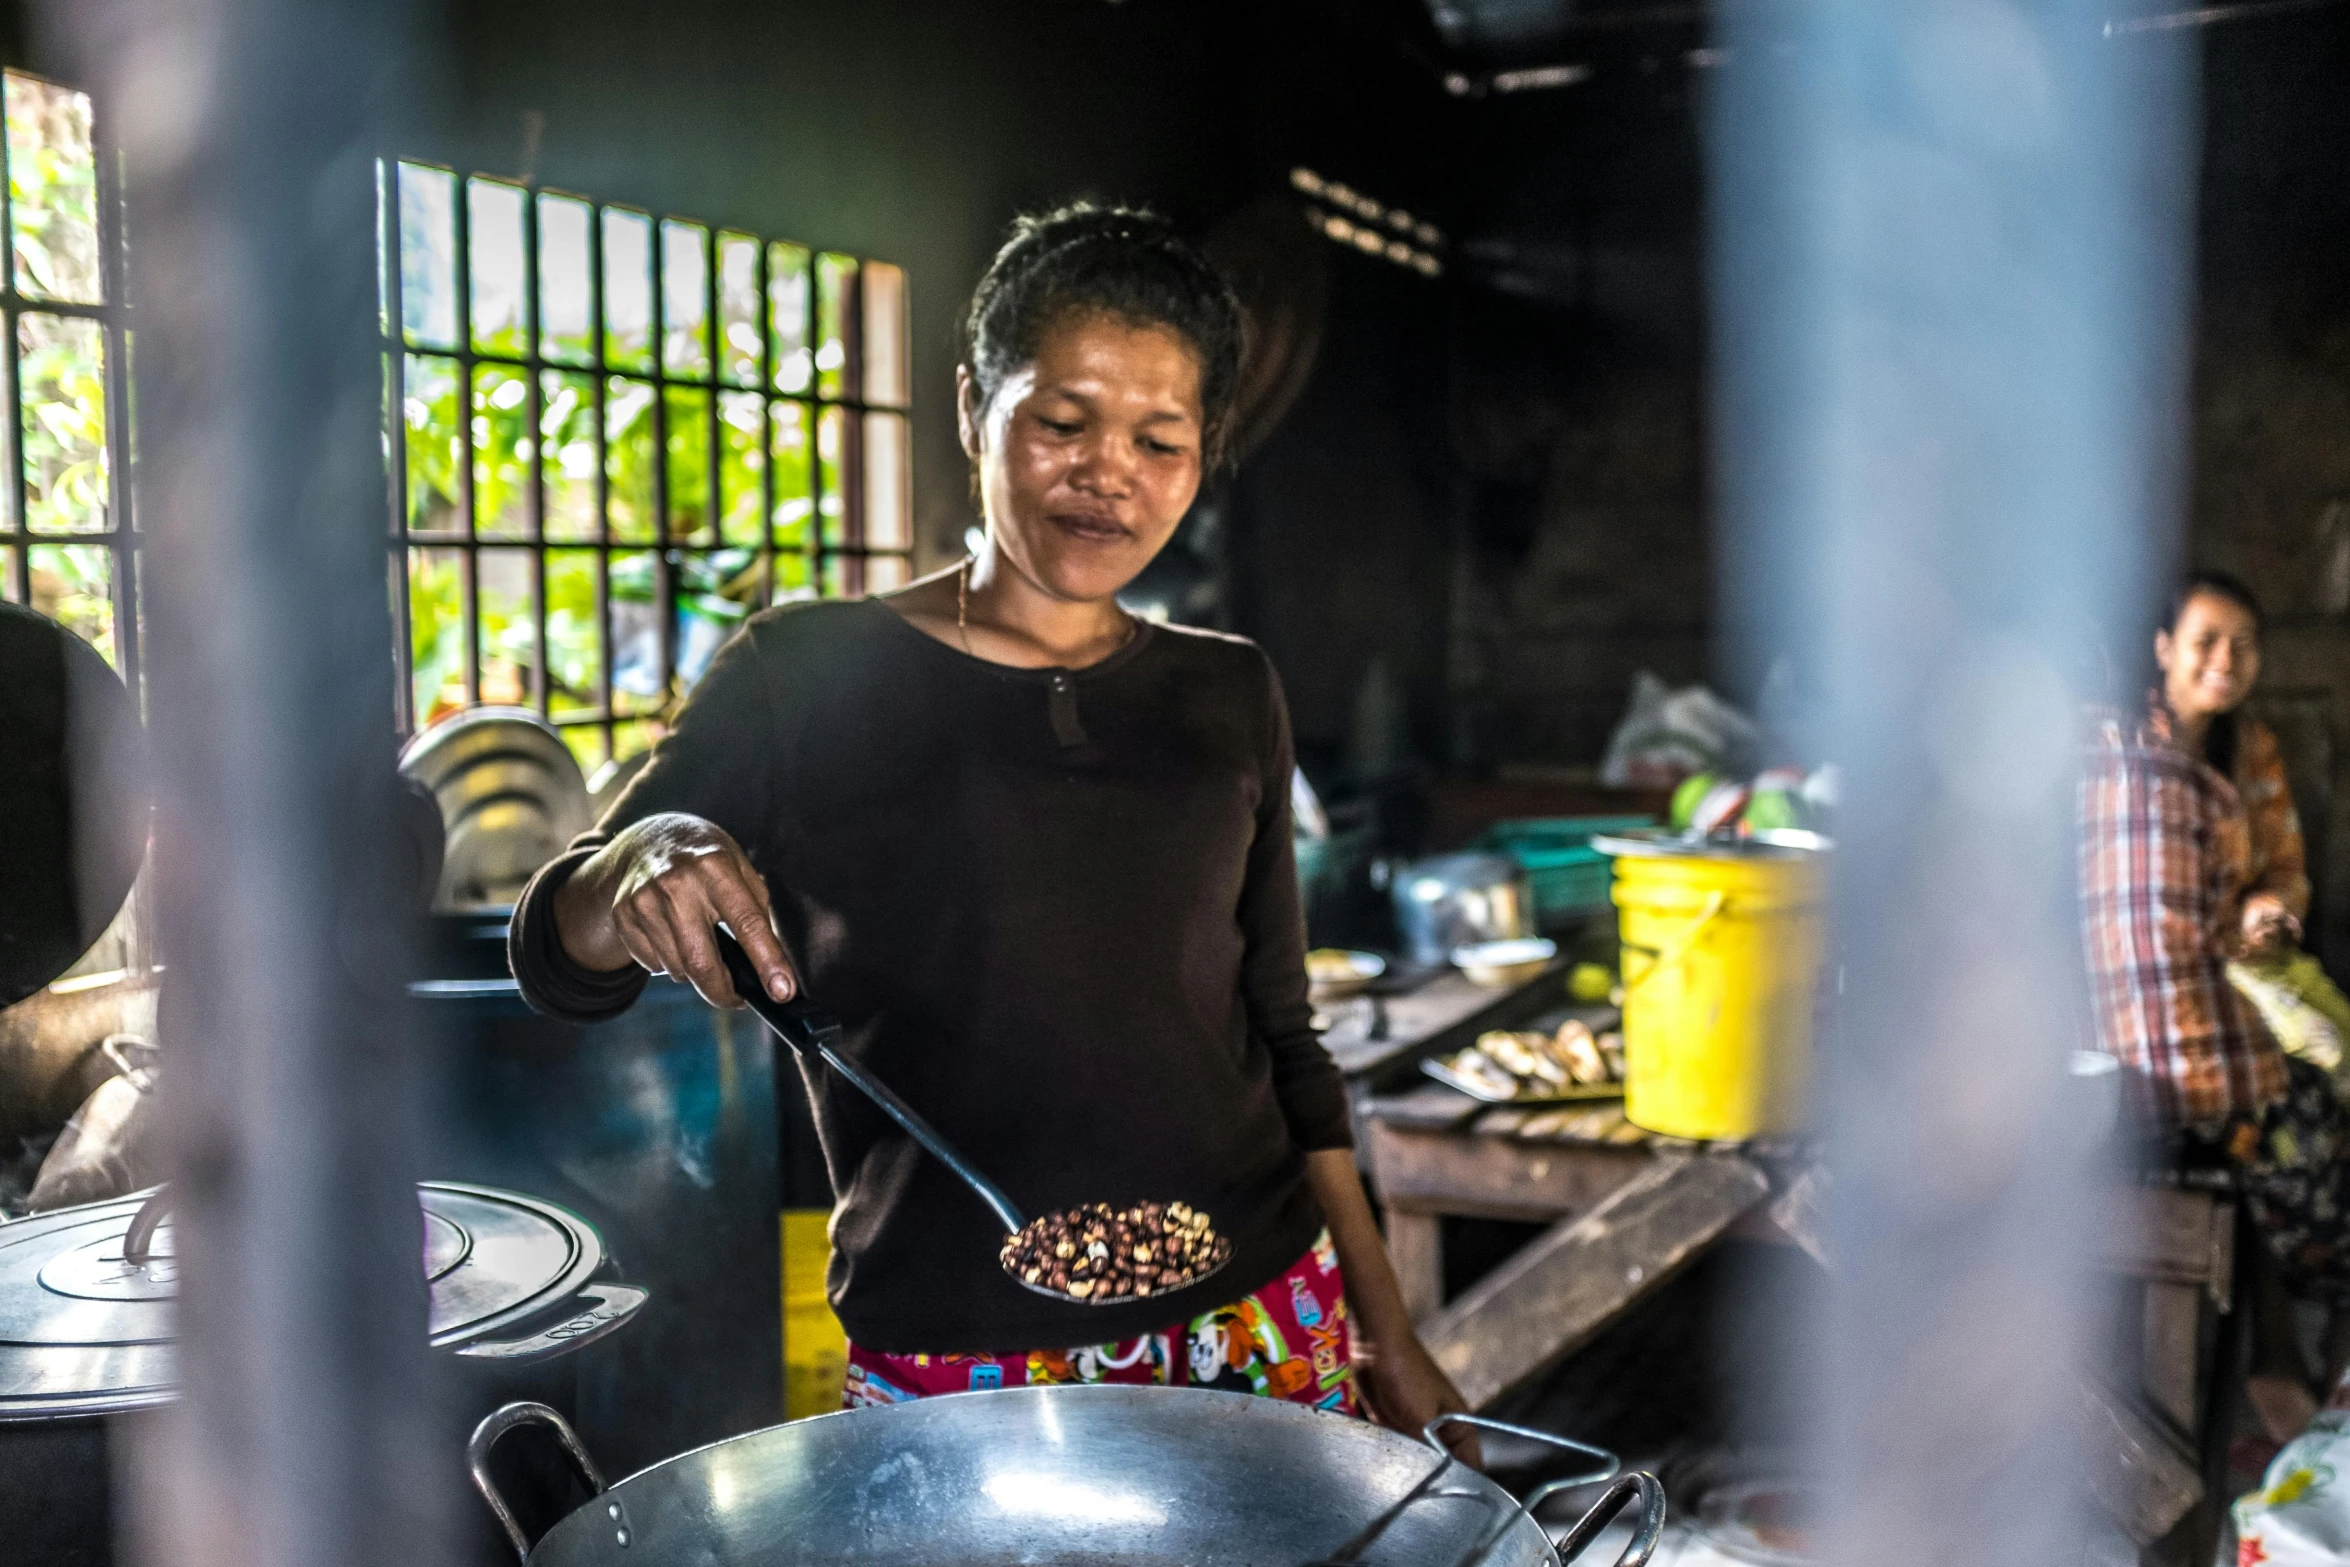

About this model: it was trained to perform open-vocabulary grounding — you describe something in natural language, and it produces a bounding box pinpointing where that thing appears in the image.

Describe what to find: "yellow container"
[1598,830,1829,1140]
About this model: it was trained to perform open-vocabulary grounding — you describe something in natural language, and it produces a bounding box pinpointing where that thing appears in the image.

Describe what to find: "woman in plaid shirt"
[2080,569,2334,1438]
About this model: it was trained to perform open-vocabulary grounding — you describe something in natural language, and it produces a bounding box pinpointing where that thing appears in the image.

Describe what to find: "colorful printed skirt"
[2232,1054,2350,1304]
[844,1229,1359,1415]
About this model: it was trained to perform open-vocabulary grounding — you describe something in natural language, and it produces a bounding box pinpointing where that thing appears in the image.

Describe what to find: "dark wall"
[1236,22,1715,778]
[2190,6,2350,606]
[1231,251,1457,771]
[1443,40,1710,771]
[2185,8,2350,973]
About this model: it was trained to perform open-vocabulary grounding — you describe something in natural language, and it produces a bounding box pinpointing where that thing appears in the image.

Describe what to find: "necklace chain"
[956,551,1138,661]
[957,553,974,656]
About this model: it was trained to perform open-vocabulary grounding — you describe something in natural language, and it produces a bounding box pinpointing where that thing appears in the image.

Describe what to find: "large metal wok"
[471,1384,1664,1566]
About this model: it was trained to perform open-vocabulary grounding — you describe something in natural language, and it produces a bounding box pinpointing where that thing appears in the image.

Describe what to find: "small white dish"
[1450,937,1559,989]
[1306,949,1387,1000]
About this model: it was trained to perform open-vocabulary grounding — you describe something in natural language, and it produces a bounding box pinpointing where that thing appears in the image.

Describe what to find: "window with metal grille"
[0,69,142,988]
[383,160,912,776]
[0,70,134,682]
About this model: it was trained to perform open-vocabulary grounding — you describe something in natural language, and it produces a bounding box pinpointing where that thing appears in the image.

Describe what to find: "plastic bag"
[2232,951,2350,1089]
[1599,671,1763,789]
[2234,1411,2350,1563]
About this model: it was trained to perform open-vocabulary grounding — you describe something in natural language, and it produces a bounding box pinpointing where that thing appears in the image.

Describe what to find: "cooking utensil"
[398,707,593,910]
[1393,853,1533,967]
[1453,936,1559,988]
[709,925,1231,1306]
[469,1386,1666,1567]
[714,928,1017,1226]
[0,1182,644,1421]
[713,928,1229,1305]
[1307,947,1386,1001]
[0,1181,646,1566]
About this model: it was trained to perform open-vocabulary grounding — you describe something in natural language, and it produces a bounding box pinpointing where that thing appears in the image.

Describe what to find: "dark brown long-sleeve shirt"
[508,599,1351,1352]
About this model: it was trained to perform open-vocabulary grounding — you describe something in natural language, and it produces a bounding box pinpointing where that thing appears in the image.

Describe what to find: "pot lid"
[1592,827,1834,861]
[0,1181,607,1422]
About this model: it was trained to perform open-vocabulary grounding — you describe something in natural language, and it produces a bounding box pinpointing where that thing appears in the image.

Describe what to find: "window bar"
[703,225,720,613]
[91,95,140,689]
[758,238,775,611]
[590,199,615,763]
[648,212,676,711]
[0,93,18,609]
[524,187,548,718]
[454,174,480,708]
[383,163,413,734]
[7,312,30,613]
[803,259,824,596]
[844,263,867,597]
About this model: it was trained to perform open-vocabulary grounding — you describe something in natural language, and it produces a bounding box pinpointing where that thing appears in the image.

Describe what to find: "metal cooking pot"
[0,1182,646,1566]
[470,1386,1665,1566]
[399,707,593,910]
[1392,853,1534,968]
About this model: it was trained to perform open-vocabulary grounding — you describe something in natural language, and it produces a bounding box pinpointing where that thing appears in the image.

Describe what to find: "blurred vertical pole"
[1710,2,2197,1564]
[40,2,448,1565]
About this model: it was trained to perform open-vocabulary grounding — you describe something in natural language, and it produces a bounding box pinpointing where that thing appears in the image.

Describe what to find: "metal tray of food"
[1422,1017,1626,1104]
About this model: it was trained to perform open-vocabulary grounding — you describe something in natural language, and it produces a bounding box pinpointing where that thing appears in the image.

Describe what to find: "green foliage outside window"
[387,161,914,760]
[3,71,124,671]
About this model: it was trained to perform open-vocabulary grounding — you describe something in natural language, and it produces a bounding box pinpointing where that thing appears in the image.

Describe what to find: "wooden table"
[1363,1092,2234,1554]
[1364,1091,1781,1406]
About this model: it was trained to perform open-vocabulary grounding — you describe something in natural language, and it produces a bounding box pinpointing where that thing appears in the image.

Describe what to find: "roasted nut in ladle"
[1000,1200,1234,1304]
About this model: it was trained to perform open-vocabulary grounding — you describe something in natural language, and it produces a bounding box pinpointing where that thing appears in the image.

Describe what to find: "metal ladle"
[714,928,1228,1304]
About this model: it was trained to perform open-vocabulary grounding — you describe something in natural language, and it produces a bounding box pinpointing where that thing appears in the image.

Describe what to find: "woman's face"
[960,311,1205,605]
[2156,590,2261,722]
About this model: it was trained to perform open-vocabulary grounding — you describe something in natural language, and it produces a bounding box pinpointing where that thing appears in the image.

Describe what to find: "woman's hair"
[2167,568,2264,634]
[2163,568,2265,775]
[960,203,1246,471]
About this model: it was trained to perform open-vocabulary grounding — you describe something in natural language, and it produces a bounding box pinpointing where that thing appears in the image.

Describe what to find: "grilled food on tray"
[1440,1047,1524,1100]
[1479,1028,1569,1088]
[1427,1019,1626,1102]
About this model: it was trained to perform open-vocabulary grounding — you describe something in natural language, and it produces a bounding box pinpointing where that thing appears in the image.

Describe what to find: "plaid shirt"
[2079,704,2288,1124]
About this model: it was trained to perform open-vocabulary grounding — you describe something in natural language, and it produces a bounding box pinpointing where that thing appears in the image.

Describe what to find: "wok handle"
[1550,1472,1666,1567]
[468,1400,608,1562]
[1420,1413,1620,1492]
[715,928,1028,1235]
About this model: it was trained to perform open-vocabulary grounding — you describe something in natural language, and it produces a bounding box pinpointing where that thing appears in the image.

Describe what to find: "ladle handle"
[715,928,1027,1236]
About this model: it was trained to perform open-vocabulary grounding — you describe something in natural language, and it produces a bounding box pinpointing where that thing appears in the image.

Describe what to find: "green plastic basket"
[1471,815,1659,928]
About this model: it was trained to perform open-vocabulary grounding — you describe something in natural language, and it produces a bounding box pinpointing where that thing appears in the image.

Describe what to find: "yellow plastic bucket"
[1596,830,1829,1140]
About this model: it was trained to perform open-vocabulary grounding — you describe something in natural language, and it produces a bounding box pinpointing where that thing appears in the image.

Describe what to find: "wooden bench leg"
[1421,1156,1772,1410]
[1386,1209,1445,1324]
[2141,1280,2203,1439]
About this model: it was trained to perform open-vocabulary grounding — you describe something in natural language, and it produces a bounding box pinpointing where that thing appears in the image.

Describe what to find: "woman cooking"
[509,204,1475,1453]
[2081,569,2350,1438]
